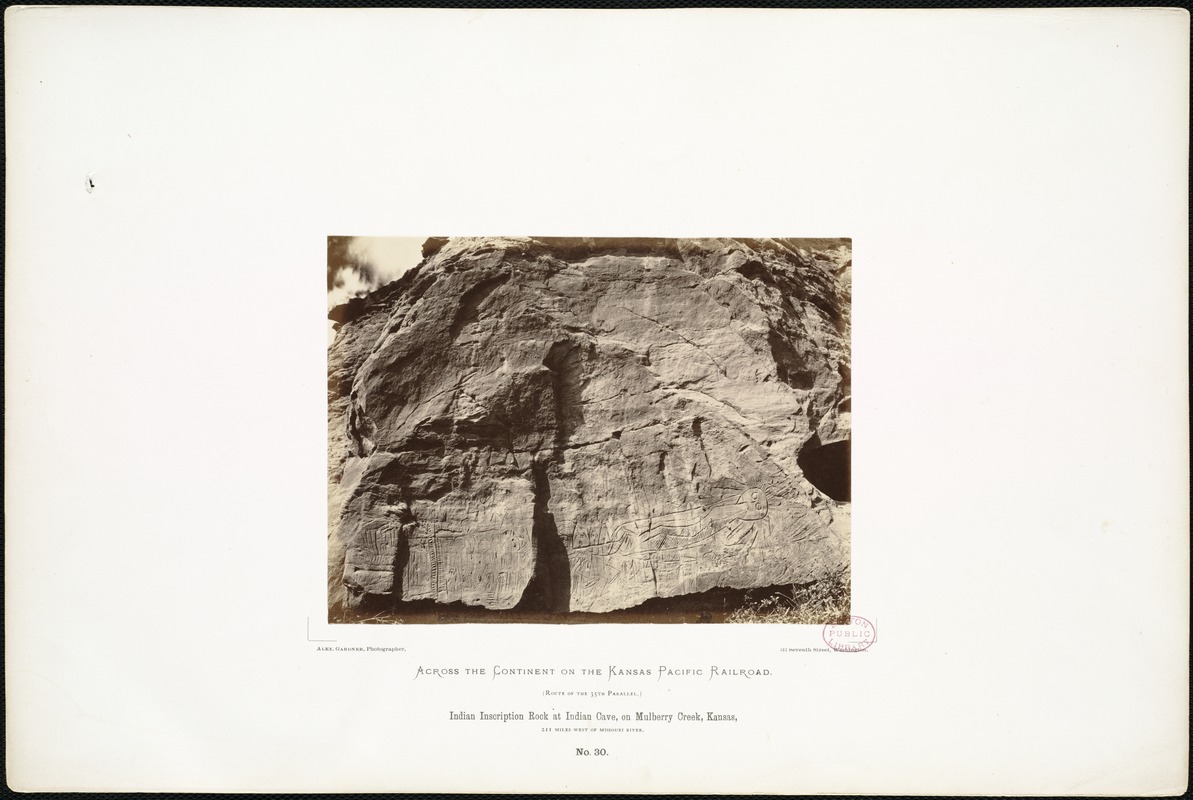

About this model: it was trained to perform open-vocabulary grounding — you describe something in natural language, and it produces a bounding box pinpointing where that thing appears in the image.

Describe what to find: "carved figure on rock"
[584,488,770,557]
[328,236,852,620]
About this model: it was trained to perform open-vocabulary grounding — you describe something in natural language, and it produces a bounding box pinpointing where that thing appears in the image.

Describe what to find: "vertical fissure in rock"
[347,388,377,456]
[515,460,571,613]
[392,527,411,607]
[692,417,712,490]
[543,339,582,457]
[390,501,416,607]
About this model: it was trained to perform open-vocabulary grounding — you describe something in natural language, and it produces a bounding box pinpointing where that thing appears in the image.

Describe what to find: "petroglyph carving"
[579,488,771,558]
[328,237,851,617]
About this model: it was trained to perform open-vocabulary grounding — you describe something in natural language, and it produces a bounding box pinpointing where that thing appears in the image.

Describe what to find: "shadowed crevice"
[543,339,587,456]
[515,461,571,613]
[798,437,851,502]
[391,530,410,608]
[766,329,818,390]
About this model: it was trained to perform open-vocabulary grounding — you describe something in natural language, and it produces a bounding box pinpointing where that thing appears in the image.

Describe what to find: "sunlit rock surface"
[328,237,851,615]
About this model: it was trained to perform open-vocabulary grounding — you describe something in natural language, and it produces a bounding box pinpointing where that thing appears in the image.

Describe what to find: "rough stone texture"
[328,237,851,615]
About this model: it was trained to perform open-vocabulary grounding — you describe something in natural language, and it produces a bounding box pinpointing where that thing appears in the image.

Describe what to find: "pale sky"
[327,236,427,345]
[350,236,425,285]
[327,236,425,308]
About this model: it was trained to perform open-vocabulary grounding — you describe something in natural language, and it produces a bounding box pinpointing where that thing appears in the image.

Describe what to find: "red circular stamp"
[822,615,876,652]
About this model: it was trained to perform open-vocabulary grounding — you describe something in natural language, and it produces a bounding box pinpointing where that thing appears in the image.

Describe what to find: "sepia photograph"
[7,6,1186,793]
[328,236,852,623]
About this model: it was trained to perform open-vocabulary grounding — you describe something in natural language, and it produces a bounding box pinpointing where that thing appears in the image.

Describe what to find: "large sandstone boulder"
[328,237,851,616]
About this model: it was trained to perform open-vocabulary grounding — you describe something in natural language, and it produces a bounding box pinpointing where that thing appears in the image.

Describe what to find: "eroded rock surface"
[328,237,851,615]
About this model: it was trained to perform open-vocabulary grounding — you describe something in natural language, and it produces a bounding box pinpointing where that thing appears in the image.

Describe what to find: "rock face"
[328,237,851,617]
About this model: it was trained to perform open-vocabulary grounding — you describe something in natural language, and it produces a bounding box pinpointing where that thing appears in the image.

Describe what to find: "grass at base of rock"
[725,569,850,625]
[328,570,852,625]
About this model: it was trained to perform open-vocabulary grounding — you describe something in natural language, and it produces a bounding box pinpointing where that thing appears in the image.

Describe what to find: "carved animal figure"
[584,488,770,557]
